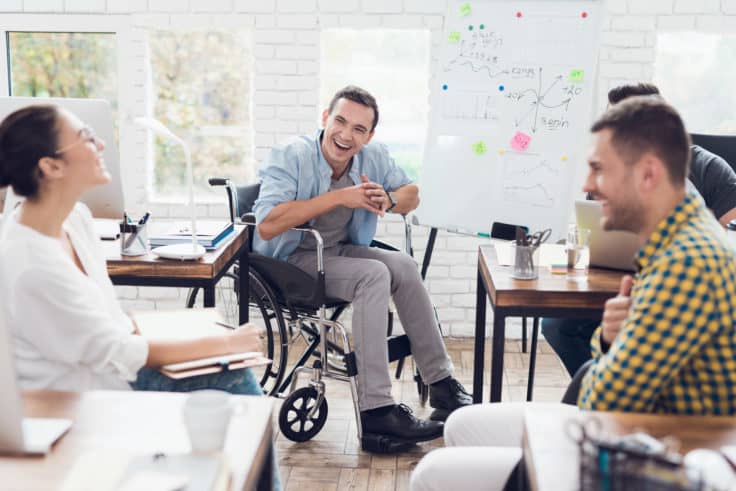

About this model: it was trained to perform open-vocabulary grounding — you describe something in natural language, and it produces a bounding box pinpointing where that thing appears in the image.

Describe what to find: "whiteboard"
[416,0,602,240]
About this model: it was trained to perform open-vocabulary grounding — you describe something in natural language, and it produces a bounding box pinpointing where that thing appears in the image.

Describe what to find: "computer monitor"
[0,97,125,219]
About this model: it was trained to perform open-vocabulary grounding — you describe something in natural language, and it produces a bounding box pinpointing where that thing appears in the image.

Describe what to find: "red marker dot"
[581,12,588,18]
[516,11,522,18]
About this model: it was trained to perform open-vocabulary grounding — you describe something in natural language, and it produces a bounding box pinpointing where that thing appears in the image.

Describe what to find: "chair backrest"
[491,221,529,241]
[234,183,261,218]
[690,133,736,172]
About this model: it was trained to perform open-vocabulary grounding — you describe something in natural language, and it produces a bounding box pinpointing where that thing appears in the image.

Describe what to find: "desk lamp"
[134,117,206,260]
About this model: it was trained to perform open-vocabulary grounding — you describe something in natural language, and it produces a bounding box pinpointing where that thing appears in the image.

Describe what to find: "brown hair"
[0,105,61,198]
[607,83,660,104]
[327,85,379,131]
[591,96,690,186]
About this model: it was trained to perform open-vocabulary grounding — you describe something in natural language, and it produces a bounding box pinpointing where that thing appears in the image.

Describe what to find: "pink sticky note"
[510,131,531,151]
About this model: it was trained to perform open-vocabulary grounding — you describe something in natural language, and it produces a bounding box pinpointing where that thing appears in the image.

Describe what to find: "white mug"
[182,390,233,453]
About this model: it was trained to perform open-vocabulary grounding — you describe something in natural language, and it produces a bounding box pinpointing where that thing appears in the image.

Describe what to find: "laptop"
[0,306,71,455]
[575,200,640,272]
[0,97,125,222]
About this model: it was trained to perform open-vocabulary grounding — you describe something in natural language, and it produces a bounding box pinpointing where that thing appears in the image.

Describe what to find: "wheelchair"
[186,177,441,452]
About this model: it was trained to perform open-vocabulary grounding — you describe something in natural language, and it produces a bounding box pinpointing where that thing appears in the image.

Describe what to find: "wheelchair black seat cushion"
[248,254,348,311]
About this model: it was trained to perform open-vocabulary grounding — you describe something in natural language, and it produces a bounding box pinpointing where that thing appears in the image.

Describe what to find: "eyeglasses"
[54,127,102,155]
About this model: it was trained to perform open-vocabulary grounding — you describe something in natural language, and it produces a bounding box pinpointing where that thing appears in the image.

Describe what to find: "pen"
[139,211,151,226]
[216,321,237,330]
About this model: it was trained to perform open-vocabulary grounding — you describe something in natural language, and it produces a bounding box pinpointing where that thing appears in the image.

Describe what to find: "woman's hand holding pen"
[224,323,265,354]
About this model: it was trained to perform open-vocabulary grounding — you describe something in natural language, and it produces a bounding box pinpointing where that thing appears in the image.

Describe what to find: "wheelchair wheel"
[278,386,328,442]
[185,269,289,396]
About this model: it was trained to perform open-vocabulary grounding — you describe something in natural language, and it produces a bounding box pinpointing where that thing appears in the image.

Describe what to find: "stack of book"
[149,221,234,250]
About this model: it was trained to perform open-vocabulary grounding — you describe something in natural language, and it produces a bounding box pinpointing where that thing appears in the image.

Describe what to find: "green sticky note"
[569,69,584,83]
[448,31,461,43]
[459,2,471,17]
[472,141,487,155]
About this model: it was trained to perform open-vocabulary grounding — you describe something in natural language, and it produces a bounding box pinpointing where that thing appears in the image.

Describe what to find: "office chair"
[186,178,435,452]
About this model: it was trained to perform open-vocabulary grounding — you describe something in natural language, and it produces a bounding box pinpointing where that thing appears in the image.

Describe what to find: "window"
[148,29,253,200]
[321,29,430,181]
[653,32,736,135]
[7,31,118,126]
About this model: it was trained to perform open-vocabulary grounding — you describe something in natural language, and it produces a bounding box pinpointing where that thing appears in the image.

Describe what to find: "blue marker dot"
[498,85,505,92]
[468,25,473,31]
[480,24,485,30]
[442,84,448,91]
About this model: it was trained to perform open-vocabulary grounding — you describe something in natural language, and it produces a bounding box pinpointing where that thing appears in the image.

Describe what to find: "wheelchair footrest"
[361,433,418,454]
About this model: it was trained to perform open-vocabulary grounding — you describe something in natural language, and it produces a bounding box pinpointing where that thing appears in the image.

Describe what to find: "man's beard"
[603,199,645,233]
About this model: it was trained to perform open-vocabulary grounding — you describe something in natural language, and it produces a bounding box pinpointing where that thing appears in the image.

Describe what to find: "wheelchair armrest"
[239,213,256,225]
[208,177,229,186]
[370,239,399,252]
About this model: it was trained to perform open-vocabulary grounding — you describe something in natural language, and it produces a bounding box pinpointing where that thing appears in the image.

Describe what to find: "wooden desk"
[105,225,249,324]
[1,390,274,491]
[474,245,623,402]
[523,405,736,491]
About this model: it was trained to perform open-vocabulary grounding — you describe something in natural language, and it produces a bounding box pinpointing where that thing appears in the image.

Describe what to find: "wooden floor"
[272,337,571,491]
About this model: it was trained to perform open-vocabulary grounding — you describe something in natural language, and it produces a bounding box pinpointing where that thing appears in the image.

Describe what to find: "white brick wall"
[2,0,734,338]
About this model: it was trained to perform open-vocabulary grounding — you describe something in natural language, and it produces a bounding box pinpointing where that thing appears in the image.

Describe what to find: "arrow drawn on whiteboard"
[509,69,577,134]
[515,102,538,128]
[540,98,572,110]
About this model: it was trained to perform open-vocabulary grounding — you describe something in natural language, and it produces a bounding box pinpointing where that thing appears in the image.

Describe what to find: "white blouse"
[0,203,148,391]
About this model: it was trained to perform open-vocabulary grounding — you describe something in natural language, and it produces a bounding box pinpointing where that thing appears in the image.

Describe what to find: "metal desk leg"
[204,287,215,308]
[490,310,506,402]
[473,267,487,403]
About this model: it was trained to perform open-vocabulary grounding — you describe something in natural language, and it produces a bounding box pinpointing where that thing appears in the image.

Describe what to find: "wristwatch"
[385,189,398,213]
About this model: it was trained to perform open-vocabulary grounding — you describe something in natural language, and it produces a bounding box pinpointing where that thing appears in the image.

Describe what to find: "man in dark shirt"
[542,82,736,377]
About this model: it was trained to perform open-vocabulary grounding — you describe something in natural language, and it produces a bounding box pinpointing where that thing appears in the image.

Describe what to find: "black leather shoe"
[429,377,472,421]
[360,404,443,443]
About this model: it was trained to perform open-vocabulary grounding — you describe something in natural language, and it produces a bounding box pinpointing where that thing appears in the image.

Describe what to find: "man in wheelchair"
[253,86,472,446]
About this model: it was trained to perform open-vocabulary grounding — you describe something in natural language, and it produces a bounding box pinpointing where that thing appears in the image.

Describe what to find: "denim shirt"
[252,130,412,261]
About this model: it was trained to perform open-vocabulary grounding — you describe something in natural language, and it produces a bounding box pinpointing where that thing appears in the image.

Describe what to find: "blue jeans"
[540,317,600,377]
[131,368,281,491]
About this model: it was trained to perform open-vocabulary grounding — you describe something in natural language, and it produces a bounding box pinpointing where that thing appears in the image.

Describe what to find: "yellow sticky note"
[569,69,584,83]
[472,141,487,155]
[459,2,471,17]
[448,31,461,43]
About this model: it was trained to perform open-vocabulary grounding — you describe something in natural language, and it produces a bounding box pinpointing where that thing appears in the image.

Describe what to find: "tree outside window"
[8,31,118,127]
[148,29,253,200]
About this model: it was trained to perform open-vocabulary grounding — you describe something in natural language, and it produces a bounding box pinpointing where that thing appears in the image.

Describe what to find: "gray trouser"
[288,244,454,410]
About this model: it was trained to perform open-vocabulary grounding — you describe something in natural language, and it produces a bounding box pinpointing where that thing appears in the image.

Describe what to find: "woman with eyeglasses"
[0,105,281,489]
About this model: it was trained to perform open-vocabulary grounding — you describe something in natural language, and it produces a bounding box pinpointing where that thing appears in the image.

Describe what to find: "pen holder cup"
[120,222,149,256]
[512,244,537,280]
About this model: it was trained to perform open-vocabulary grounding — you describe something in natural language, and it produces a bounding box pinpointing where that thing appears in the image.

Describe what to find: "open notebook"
[133,309,270,379]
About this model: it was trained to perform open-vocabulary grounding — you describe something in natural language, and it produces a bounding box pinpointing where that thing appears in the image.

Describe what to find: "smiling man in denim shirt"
[253,86,471,450]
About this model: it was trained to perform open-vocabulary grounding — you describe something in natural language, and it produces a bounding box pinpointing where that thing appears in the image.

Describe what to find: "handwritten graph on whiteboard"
[418,1,602,238]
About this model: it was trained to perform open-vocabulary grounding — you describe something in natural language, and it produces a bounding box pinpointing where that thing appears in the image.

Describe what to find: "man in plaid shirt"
[578,96,736,414]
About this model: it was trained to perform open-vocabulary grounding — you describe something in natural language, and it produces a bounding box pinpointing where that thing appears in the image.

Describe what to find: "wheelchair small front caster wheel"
[279,387,328,442]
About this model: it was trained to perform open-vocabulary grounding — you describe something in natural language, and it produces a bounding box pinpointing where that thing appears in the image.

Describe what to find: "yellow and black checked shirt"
[579,193,736,415]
